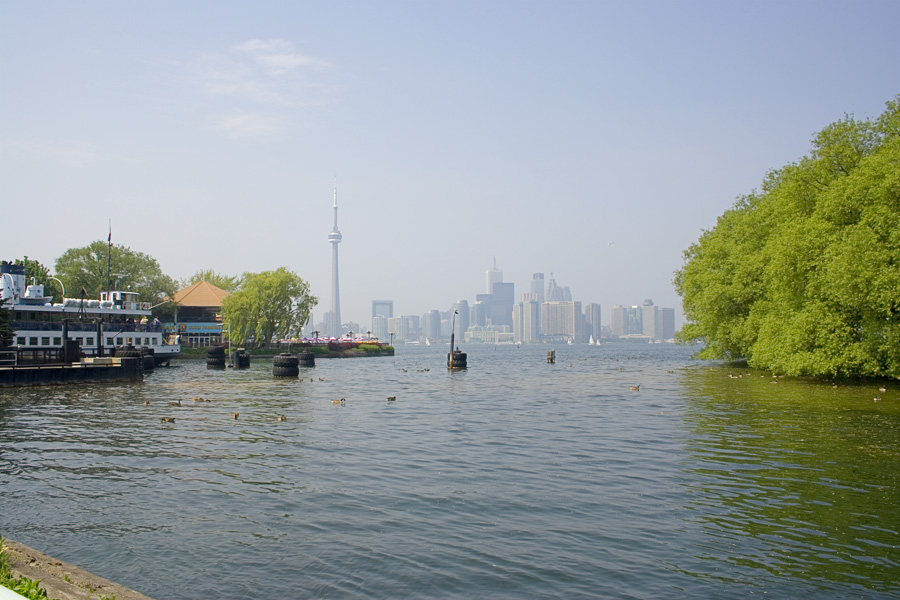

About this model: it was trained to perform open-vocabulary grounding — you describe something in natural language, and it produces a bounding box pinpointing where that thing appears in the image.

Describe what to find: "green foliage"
[221,267,318,348]
[54,241,176,306]
[0,537,49,599]
[676,96,900,379]
[179,269,241,293]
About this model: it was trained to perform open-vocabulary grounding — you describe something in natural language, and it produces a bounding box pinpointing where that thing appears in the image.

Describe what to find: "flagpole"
[106,219,112,300]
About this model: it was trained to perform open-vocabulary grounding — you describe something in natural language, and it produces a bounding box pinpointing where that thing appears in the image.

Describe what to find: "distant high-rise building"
[546,273,572,302]
[327,180,343,338]
[472,300,487,327]
[372,300,393,319]
[452,300,470,343]
[541,301,583,341]
[424,309,441,342]
[486,257,503,294]
[531,273,545,304]
[659,307,675,341]
[514,299,542,343]
[610,305,626,337]
[372,315,388,341]
[584,302,602,341]
[491,282,514,329]
[642,299,658,339]
[626,306,643,335]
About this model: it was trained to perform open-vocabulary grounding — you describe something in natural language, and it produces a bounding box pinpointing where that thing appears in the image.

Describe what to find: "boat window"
[29,337,37,346]
[17,337,25,345]
[53,337,61,345]
[41,337,50,346]
[107,338,114,346]
[86,337,94,345]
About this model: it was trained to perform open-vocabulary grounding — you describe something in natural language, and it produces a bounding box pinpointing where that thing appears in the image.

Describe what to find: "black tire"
[273,353,299,367]
[207,345,225,355]
[273,365,299,377]
[207,357,226,366]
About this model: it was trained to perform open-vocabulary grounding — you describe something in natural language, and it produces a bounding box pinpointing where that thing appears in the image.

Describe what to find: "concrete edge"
[2,539,155,600]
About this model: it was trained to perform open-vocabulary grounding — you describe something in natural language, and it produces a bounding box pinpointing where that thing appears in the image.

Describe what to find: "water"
[1,343,898,599]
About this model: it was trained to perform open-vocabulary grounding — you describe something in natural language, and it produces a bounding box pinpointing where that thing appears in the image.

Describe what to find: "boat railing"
[0,348,17,367]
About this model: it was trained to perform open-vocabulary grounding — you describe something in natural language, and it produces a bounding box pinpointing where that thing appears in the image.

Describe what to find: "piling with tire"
[207,345,226,369]
[232,348,251,369]
[141,347,156,370]
[273,353,300,377]
[297,351,315,367]
[448,349,467,369]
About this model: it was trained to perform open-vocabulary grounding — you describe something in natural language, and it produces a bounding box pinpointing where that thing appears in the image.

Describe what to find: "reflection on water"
[678,366,900,596]
[0,345,898,599]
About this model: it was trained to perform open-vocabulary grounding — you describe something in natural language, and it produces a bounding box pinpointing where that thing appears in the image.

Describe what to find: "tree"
[11,257,60,301]
[675,96,900,379]
[220,268,318,348]
[179,270,241,293]
[54,241,177,307]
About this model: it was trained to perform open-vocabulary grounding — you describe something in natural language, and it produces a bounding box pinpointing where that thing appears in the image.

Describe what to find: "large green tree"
[179,270,241,293]
[55,241,177,307]
[675,97,900,379]
[220,267,317,348]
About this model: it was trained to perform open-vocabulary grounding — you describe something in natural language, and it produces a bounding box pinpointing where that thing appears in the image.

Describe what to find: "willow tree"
[220,267,317,348]
[675,96,900,379]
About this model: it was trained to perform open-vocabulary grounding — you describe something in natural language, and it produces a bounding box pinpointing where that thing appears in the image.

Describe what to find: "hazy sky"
[2,1,898,328]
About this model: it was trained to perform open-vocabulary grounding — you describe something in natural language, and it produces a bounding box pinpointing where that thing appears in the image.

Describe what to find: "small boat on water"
[1,262,181,365]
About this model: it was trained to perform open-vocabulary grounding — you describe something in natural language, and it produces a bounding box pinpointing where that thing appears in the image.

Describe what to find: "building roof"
[172,280,230,308]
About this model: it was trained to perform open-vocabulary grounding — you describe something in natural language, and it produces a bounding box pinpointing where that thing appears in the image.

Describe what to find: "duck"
[874,396,881,403]
[629,385,640,391]
[169,400,181,406]
[879,386,887,393]
[387,396,396,401]
[277,414,287,421]
[160,417,175,424]
[331,398,346,405]
[142,400,150,406]
[319,377,326,382]
[230,412,239,419]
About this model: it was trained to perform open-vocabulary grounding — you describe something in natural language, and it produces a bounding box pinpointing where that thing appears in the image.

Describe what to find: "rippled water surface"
[2,344,898,599]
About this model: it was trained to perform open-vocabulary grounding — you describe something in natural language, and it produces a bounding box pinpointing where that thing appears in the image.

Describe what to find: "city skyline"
[3,2,897,333]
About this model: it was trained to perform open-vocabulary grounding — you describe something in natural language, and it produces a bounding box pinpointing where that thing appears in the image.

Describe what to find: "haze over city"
[2,1,898,329]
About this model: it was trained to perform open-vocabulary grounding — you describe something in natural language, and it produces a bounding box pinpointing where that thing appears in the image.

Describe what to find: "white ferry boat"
[1,262,180,365]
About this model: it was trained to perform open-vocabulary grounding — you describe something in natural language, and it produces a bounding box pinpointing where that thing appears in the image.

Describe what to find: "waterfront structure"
[327,181,343,339]
[169,280,230,347]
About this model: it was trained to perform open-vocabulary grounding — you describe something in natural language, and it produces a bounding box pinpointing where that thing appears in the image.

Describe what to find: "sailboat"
[589,335,595,345]
[425,338,431,346]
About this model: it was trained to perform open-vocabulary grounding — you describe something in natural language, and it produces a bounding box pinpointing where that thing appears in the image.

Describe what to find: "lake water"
[1,343,898,599]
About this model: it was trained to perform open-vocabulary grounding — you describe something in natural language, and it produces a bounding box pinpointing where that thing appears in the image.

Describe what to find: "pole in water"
[448,309,467,369]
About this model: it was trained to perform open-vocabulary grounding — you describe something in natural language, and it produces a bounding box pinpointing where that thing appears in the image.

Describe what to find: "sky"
[2,1,898,329]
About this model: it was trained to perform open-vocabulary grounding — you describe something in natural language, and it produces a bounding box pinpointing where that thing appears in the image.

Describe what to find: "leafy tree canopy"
[54,241,177,307]
[180,270,241,293]
[675,96,900,379]
[0,305,11,347]
[221,267,318,348]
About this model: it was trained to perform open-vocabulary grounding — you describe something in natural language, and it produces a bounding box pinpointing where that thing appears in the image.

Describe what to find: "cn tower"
[327,179,342,338]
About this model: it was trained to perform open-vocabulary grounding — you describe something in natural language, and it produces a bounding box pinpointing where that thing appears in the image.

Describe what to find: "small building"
[168,281,230,347]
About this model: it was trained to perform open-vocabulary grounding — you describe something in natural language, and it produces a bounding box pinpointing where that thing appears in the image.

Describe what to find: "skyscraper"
[327,180,343,338]
[486,257,502,294]
[531,273,545,304]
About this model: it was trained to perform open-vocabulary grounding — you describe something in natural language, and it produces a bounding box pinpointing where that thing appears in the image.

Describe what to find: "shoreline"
[1,538,155,600]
